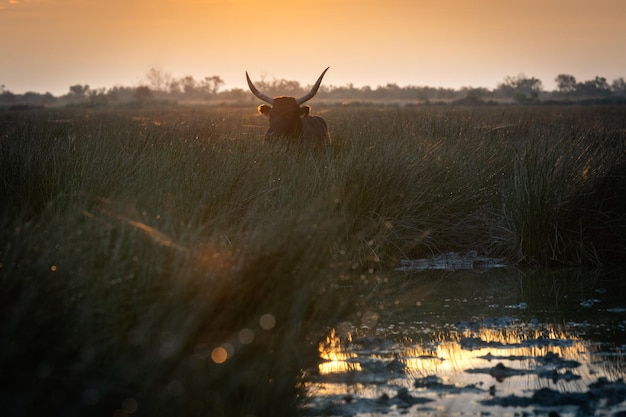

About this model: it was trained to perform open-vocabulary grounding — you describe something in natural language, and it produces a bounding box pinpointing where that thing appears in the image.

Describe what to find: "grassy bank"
[1,105,624,416]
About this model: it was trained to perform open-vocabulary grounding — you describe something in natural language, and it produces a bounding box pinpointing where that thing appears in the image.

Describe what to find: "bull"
[246,67,331,147]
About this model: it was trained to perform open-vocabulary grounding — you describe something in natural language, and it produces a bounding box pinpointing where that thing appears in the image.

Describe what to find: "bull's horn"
[246,71,274,105]
[296,67,329,105]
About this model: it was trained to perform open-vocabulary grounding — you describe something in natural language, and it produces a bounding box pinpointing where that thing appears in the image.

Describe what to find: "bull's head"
[246,67,329,140]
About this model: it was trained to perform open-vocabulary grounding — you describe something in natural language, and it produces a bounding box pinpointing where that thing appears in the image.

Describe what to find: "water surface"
[304,268,626,416]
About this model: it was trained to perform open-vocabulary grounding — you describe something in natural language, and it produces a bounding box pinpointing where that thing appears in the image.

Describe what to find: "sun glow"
[3,0,624,95]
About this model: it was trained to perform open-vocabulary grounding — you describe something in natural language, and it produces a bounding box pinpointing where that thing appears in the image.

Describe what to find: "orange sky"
[1,0,625,95]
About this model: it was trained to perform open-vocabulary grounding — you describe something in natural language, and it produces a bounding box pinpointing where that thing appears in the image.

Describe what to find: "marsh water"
[304,267,626,416]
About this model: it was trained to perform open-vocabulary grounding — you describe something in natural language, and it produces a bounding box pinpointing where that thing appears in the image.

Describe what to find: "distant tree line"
[2,69,626,109]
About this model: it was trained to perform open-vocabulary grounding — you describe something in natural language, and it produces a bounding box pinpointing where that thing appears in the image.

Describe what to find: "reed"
[0,105,624,416]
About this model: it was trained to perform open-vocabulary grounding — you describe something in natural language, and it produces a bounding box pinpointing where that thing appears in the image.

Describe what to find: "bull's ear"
[258,104,272,116]
[299,105,311,117]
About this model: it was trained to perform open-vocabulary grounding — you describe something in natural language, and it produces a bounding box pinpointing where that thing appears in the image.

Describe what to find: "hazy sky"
[2,0,625,95]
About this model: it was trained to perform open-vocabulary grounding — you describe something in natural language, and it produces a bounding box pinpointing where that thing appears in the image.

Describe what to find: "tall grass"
[0,105,624,416]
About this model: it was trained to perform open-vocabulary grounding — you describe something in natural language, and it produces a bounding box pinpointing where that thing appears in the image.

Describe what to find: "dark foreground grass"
[0,105,625,416]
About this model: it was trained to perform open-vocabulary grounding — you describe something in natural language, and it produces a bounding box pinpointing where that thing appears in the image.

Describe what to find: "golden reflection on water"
[318,329,361,374]
[307,319,626,417]
[318,325,586,378]
[410,329,584,379]
[313,323,613,402]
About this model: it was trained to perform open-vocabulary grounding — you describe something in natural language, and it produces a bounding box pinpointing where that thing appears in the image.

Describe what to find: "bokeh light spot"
[238,328,255,344]
[260,313,276,330]
[211,347,228,364]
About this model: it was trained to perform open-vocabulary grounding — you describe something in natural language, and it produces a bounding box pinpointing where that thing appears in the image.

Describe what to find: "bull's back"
[301,115,331,146]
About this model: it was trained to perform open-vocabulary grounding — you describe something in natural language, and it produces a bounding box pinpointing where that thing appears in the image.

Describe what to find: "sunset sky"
[2,0,625,96]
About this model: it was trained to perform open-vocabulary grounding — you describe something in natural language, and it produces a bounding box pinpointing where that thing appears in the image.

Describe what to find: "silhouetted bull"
[246,67,331,147]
